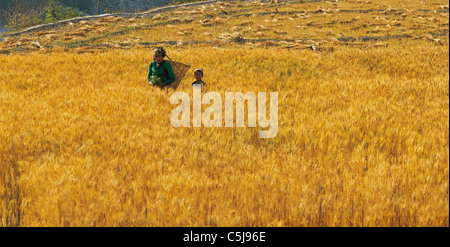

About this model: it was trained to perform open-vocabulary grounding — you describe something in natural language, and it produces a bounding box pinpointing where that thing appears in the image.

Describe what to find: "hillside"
[60,0,173,14]
[0,0,172,14]
[0,0,449,227]
[0,0,173,33]
[1,0,448,53]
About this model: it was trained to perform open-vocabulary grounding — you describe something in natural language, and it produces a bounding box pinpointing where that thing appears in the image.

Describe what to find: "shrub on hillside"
[0,0,84,31]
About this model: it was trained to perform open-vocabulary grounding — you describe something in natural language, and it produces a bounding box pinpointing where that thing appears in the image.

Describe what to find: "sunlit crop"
[0,0,448,227]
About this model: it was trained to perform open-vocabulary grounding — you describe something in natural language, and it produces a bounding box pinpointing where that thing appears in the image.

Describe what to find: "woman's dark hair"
[154,47,167,58]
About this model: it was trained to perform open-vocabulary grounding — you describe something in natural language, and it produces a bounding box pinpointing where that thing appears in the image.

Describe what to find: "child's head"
[194,68,203,81]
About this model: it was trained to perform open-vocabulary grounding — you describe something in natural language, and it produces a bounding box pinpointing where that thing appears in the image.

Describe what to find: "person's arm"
[162,62,176,85]
[147,63,153,84]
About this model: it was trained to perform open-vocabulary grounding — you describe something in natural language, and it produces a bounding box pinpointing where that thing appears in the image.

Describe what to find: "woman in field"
[148,47,176,88]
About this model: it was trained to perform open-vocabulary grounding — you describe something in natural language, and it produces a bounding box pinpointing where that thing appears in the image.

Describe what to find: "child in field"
[148,47,176,88]
[191,68,207,90]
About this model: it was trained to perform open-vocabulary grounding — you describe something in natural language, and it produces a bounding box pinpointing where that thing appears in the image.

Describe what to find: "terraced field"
[0,0,448,227]
[1,0,448,53]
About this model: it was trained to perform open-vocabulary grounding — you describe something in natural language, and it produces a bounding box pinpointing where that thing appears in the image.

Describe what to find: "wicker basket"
[165,60,191,90]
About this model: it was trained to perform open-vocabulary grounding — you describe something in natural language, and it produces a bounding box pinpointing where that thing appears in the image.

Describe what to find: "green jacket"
[148,60,176,86]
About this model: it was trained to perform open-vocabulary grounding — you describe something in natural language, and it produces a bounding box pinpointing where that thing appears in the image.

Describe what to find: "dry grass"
[1,0,448,51]
[0,0,448,227]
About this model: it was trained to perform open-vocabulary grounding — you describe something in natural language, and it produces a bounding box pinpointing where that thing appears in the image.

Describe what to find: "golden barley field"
[0,0,449,227]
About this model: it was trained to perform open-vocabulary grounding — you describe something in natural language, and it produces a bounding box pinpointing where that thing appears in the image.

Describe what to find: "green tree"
[45,0,83,23]
[0,0,84,31]
[0,0,47,31]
